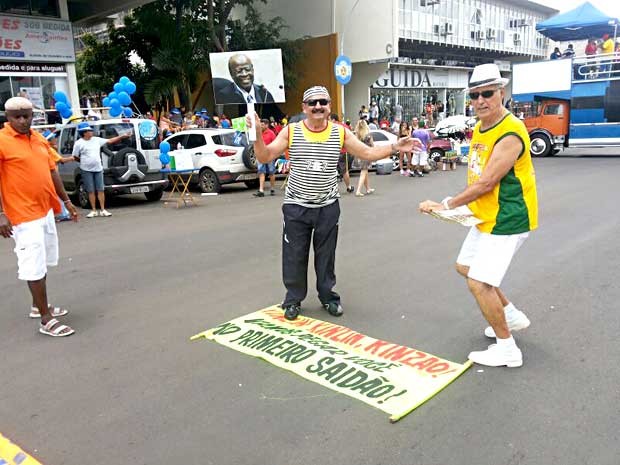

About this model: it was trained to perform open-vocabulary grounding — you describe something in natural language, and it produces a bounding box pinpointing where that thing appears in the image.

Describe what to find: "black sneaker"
[346,186,354,193]
[270,189,275,196]
[253,191,265,197]
[322,302,344,317]
[416,171,424,177]
[283,304,301,320]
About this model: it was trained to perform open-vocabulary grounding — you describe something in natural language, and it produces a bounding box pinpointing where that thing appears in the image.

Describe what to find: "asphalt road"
[1,150,619,465]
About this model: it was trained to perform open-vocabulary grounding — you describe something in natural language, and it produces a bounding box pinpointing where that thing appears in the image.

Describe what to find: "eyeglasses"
[304,98,330,106]
[469,89,498,100]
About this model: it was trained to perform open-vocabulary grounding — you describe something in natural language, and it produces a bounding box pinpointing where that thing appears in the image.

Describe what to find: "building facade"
[259,0,557,123]
[0,0,152,120]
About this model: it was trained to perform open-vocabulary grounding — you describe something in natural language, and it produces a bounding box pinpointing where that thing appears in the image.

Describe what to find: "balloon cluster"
[53,91,73,119]
[159,141,171,166]
[102,76,137,118]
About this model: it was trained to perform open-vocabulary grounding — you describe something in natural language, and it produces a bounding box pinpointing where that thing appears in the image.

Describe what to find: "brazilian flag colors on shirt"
[467,113,538,235]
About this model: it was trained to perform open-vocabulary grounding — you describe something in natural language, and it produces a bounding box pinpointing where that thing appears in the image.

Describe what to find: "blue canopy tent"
[536,2,619,42]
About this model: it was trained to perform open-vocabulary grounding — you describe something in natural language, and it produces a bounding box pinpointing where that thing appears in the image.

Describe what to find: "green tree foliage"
[76,0,300,110]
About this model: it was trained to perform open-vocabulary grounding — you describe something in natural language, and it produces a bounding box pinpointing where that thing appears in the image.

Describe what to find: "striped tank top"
[285,121,345,208]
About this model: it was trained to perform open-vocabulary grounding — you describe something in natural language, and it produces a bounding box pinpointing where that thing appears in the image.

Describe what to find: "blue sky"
[536,0,620,18]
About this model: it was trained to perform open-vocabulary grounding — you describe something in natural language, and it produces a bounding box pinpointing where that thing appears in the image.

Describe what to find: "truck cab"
[512,99,569,157]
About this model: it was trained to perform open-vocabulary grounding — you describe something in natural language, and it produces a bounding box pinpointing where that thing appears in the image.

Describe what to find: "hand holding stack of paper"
[426,205,482,227]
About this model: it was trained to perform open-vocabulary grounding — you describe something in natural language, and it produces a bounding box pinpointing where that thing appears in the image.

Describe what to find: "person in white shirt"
[72,122,130,218]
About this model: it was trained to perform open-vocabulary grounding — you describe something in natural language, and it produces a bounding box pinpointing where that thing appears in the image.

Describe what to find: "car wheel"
[530,133,552,157]
[242,145,258,170]
[76,178,90,209]
[199,168,221,193]
[144,189,164,202]
[244,179,259,189]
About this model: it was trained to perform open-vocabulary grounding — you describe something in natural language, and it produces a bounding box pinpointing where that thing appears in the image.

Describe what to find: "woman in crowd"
[398,121,412,176]
[353,119,375,197]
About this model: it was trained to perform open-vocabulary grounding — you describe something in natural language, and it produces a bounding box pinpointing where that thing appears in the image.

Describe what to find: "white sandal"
[39,318,75,337]
[29,305,69,319]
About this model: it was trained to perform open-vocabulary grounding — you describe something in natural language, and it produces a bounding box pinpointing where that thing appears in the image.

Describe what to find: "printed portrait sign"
[209,49,285,105]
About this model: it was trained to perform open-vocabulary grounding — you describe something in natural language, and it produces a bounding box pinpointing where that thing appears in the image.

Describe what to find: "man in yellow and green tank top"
[420,64,538,368]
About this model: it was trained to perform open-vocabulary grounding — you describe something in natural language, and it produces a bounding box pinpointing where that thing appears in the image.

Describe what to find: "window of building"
[1,0,59,17]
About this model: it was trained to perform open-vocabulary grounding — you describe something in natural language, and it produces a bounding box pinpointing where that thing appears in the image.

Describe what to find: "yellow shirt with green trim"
[467,112,538,234]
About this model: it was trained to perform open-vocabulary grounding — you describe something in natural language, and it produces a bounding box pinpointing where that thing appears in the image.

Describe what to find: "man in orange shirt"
[0,97,79,337]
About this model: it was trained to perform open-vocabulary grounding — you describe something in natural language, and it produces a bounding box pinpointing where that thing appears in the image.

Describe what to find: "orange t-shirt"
[0,123,61,225]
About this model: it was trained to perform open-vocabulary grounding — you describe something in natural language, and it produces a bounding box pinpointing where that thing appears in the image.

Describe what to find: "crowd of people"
[551,33,620,79]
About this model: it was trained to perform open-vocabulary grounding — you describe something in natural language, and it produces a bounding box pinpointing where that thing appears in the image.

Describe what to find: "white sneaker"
[468,343,523,367]
[400,169,405,175]
[99,209,112,217]
[484,310,530,338]
[86,210,98,218]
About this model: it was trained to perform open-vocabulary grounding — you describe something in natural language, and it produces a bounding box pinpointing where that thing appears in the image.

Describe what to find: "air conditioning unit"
[444,23,454,35]
[475,30,486,41]
[513,33,522,45]
[487,28,496,40]
[517,19,529,27]
[420,0,440,6]
[433,24,441,34]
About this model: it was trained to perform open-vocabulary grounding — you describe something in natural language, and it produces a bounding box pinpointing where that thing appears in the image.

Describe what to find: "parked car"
[163,128,258,193]
[428,130,455,170]
[351,129,397,171]
[53,118,168,208]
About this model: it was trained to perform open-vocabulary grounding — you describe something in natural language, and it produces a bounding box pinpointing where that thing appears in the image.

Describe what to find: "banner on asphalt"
[0,433,43,464]
[191,306,472,422]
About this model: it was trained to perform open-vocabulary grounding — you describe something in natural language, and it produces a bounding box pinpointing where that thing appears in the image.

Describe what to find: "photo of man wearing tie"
[213,53,276,105]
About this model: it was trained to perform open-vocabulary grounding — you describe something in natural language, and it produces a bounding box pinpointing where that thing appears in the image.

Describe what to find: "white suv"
[163,128,258,193]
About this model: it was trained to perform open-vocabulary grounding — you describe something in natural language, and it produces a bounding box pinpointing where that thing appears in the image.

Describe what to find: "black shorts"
[337,152,353,174]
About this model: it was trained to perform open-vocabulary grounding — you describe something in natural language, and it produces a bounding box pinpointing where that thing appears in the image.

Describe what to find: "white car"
[351,129,398,171]
[164,129,258,193]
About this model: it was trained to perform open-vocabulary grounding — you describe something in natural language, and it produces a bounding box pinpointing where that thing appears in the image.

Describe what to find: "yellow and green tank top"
[467,112,538,235]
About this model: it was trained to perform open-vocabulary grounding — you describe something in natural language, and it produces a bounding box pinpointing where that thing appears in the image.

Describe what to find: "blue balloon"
[125,81,137,95]
[53,91,68,103]
[119,76,130,85]
[102,97,111,107]
[118,91,131,105]
[60,108,73,119]
[159,141,171,154]
[113,82,123,93]
[109,98,121,109]
[159,153,170,165]
[108,91,118,100]
[54,101,68,112]
[109,107,122,118]
[122,107,132,117]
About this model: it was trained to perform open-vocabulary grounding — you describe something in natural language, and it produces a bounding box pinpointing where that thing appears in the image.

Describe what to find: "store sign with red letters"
[0,15,75,63]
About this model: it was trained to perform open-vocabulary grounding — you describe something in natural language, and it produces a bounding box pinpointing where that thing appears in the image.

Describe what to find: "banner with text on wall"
[191,306,472,422]
[0,433,43,465]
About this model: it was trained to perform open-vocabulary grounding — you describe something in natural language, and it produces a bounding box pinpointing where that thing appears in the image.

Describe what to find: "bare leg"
[258,172,265,192]
[356,169,366,194]
[364,169,370,191]
[88,192,97,211]
[467,278,510,339]
[28,276,50,324]
[97,191,106,210]
[269,173,276,190]
[343,168,351,190]
[398,152,404,171]
[495,287,510,307]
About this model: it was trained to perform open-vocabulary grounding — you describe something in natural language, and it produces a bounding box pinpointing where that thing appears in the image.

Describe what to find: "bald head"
[228,54,254,91]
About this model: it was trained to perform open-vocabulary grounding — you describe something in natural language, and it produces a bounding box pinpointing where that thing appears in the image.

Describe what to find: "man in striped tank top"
[249,86,422,320]
[419,64,538,368]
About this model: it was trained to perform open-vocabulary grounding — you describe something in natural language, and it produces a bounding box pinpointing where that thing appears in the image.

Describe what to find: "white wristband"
[441,196,453,210]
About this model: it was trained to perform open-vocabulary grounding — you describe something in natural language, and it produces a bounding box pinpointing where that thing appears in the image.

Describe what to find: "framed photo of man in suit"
[209,49,286,105]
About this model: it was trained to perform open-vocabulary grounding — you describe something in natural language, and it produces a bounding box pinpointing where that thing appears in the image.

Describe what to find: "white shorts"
[12,209,59,281]
[411,151,428,166]
[456,226,528,287]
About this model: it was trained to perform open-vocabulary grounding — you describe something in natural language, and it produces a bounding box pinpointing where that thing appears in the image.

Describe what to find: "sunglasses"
[304,98,330,106]
[469,89,498,100]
